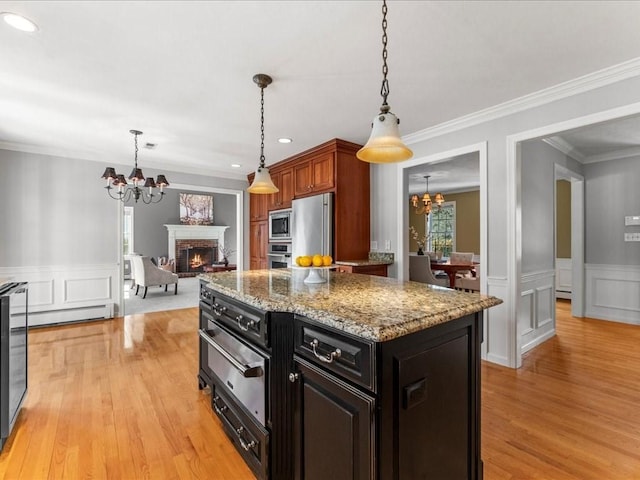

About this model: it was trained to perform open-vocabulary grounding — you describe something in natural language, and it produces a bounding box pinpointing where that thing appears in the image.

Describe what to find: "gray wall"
[585,155,640,265]
[125,188,238,264]
[0,150,118,267]
[0,149,248,269]
[520,140,582,274]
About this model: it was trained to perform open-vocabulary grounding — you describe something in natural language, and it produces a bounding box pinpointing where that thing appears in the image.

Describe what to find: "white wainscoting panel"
[0,264,119,327]
[520,270,556,353]
[556,258,572,299]
[485,276,510,366]
[586,264,640,324]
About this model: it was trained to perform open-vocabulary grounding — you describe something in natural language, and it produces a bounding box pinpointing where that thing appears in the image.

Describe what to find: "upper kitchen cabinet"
[293,151,335,196]
[268,167,294,211]
[248,180,268,222]
[248,138,370,264]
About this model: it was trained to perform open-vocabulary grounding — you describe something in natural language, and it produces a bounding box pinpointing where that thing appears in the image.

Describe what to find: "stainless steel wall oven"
[267,243,292,269]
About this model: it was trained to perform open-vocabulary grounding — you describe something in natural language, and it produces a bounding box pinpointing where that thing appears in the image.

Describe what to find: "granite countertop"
[334,259,392,267]
[199,269,502,342]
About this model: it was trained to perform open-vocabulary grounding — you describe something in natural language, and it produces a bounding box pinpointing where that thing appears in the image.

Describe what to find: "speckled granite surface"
[199,269,502,342]
[335,259,392,267]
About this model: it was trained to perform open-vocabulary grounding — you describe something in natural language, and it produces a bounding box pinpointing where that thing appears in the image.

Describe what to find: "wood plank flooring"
[1,300,638,479]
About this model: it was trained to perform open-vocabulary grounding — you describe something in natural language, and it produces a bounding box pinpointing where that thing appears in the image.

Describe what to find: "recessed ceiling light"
[278,138,292,144]
[231,164,241,168]
[1,12,38,33]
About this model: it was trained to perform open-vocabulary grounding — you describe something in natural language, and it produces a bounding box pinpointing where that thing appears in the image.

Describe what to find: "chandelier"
[100,130,169,204]
[356,0,413,163]
[411,175,444,216]
[247,73,279,194]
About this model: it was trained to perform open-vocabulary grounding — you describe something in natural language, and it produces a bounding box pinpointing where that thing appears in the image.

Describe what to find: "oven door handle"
[198,329,263,378]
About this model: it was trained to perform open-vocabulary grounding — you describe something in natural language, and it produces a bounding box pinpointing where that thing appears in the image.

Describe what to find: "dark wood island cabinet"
[198,270,501,480]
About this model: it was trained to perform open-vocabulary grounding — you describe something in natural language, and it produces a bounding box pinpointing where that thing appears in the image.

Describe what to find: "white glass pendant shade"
[247,167,279,194]
[356,112,413,163]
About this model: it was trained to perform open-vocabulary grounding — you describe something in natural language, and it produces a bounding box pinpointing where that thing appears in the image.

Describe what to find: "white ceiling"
[2,1,640,184]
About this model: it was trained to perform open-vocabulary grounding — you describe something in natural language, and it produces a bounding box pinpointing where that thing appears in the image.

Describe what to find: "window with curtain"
[428,202,455,257]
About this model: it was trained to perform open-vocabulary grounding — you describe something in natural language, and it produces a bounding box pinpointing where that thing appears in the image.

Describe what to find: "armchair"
[130,255,179,299]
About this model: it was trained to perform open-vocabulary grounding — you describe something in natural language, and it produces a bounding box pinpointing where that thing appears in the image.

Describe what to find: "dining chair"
[409,255,448,287]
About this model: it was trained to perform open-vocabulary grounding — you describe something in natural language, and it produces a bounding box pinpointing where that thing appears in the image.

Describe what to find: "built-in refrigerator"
[291,193,333,259]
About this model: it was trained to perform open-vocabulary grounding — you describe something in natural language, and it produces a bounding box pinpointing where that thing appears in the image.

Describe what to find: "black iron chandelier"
[101,130,169,204]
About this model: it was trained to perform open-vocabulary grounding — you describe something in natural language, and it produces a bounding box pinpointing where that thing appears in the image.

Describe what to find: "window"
[123,206,134,255]
[428,201,455,257]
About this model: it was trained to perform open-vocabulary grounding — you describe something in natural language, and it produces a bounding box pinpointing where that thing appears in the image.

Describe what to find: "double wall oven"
[198,283,270,479]
[267,242,292,269]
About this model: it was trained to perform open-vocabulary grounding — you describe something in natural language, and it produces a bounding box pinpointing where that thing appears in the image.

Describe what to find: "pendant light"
[357,0,413,163]
[247,74,279,194]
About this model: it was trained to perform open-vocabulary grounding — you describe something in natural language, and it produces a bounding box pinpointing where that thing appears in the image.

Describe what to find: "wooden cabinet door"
[249,221,268,270]
[294,160,313,196]
[268,168,294,210]
[311,152,335,192]
[250,192,268,221]
[279,168,294,208]
[293,359,375,480]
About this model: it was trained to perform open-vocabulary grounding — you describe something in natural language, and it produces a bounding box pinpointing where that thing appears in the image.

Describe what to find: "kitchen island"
[198,269,501,480]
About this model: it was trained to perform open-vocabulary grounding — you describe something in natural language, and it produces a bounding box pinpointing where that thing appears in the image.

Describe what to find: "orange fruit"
[322,255,332,266]
[312,254,323,267]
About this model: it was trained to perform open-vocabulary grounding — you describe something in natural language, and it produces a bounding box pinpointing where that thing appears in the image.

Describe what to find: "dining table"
[430,261,477,288]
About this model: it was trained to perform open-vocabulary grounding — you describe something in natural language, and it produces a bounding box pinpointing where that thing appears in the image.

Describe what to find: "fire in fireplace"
[176,239,219,276]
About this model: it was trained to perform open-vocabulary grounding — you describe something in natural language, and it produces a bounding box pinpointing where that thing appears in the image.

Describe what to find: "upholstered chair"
[409,255,448,287]
[449,251,475,277]
[455,264,480,292]
[130,255,179,299]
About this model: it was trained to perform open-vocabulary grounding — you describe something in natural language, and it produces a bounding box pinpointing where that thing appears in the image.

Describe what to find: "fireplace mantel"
[165,224,230,260]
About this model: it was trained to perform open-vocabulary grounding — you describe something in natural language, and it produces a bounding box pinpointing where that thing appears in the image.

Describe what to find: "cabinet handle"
[213,303,227,316]
[288,372,299,383]
[212,396,228,415]
[310,339,341,364]
[237,314,256,331]
[235,426,257,451]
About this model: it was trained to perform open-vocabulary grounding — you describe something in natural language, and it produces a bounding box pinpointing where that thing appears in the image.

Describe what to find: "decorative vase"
[223,257,229,266]
[417,247,424,256]
[436,250,443,260]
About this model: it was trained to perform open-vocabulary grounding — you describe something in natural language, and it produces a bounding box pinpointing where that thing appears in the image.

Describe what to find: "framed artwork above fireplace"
[179,193,214,225]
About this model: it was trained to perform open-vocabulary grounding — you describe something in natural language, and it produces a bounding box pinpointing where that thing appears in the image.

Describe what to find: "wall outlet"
[385,240,391,250]
[624,232,640,242]
[371,241,378,251]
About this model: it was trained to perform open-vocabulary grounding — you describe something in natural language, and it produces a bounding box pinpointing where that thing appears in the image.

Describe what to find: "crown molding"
[0,141,248,181]
[583,145,640,164]
[403,56,640,145]
[542,136,586,162]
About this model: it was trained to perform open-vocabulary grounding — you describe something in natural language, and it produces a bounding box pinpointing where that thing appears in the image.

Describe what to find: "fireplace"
[165,224,230,278]
[177,240,218,275]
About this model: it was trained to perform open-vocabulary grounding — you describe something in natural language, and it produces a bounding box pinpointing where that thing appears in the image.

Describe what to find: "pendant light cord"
[259,85,265,169]
[380,0,390,109]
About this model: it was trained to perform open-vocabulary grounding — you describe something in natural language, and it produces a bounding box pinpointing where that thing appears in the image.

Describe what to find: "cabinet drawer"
[294,316,376,392]
[212,386,269,480]
[211,294,268,349]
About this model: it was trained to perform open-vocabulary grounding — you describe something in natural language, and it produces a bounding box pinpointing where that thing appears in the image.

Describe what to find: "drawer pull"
[212,396,228,415]
[310,339,341,364]
[237,314,256,332]
[213,303,227,316]
[236,426,257,451]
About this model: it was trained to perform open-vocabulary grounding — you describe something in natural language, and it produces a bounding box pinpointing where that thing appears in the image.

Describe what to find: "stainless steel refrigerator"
[291,193,333,259]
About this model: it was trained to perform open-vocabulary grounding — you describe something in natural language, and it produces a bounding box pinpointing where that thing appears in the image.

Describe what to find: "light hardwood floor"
[1,301,638,479]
